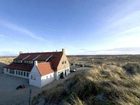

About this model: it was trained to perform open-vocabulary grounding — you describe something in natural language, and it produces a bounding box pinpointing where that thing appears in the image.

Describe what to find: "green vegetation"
[32,62,140,105]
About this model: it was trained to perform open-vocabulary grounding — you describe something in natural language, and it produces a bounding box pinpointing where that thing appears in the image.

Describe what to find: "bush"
[123,63,140,75]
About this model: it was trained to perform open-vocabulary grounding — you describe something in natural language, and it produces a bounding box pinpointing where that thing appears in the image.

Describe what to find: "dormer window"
[14,60,22,63]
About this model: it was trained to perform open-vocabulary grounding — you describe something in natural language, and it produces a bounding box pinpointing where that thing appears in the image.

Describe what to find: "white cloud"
[0,20,47,41]
[115,27,140,47]
[95,10,140,50]
[78,47,140,55]
[102,10,140,36]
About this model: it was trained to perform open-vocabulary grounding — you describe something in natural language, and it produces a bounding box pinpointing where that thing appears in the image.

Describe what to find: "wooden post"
[29,87,32,105]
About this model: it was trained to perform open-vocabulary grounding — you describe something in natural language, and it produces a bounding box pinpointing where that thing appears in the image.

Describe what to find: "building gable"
[57,53,70,71]
[37,62,54,76]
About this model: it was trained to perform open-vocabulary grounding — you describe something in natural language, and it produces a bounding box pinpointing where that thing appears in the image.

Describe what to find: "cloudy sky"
[0,0,140,55]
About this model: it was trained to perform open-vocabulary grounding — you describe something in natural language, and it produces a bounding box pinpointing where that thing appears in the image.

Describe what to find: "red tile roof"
[37,62,53,76]
[6,51,63,73]
[14,51,63,70]
[5,63,33,72]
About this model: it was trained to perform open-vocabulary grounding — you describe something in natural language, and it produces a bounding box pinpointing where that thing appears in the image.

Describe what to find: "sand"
[0,69,41,105]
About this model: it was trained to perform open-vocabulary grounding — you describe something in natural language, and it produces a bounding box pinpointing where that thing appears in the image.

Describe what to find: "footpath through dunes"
[32,63,140,105]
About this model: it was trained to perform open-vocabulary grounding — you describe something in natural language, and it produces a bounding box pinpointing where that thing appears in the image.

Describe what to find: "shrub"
[123,63,140,75]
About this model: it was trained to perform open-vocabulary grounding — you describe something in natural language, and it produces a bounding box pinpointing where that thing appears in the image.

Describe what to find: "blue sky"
[0,0,140,55]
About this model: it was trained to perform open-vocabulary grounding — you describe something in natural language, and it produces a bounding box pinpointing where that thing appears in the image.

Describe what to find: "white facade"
[4,66,70,88]
[41,72,54,87]
[55,67,70,80]
[3,68,29,79]
[29,65,55,88]
[4,67,70,88]
[29,65,41,87]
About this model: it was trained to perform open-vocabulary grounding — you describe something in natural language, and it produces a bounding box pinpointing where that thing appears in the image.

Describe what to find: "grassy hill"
[0,57,14,73]
[32,61,140,105]
[0,57,14,65]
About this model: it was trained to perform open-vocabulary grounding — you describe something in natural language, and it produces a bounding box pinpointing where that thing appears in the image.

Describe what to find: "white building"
[4,49,70,88]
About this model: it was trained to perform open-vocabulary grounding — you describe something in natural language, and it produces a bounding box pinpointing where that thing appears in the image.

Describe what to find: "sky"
[0,0,140,55]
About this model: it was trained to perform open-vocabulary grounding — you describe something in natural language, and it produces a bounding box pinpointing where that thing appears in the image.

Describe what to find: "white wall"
[29,66,55,88]
[3,68,29,79]
[3,68,7,74]
[29,66,41,88]
[41,72,55,87]
[3,66,70,88]
[55,67,70,80]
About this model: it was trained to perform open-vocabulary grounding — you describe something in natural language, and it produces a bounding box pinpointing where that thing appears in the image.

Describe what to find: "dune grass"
[32,63,140,105]
[0,57,14,65]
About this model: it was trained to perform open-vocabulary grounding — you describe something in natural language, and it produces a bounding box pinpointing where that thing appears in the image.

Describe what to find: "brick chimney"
[62,48,65,53]
[34,61,38,66]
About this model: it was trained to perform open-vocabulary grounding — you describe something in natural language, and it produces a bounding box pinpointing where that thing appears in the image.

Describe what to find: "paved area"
[0,67,80,105]
[0,70,41,105]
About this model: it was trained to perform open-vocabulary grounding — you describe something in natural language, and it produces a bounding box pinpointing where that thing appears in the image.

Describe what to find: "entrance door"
[60,72,64,79]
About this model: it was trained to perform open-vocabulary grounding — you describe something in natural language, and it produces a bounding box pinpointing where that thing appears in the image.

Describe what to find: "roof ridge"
[21,51,62,54]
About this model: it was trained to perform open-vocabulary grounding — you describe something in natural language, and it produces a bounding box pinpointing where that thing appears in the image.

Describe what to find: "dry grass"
[0,57,14,64]
[32,62,140,105]
[0,57,14,72]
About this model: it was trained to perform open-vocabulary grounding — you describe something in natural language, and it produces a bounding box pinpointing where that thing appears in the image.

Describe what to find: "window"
[9,70,14,74]
[24,61,28,63]
[62,61,65,64]
[26,72,29,77]
[23,72,26,76]
[29,61,33,64]
[31,75,36,80]
[21,71,22,75]
[19,60,22,63]
[48,75,50,78]
[62,61,67,64]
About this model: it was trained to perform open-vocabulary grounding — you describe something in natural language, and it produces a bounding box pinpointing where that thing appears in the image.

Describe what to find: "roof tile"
[5,63,33,72]
[5,51,63,74]
[37,62,53,76]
